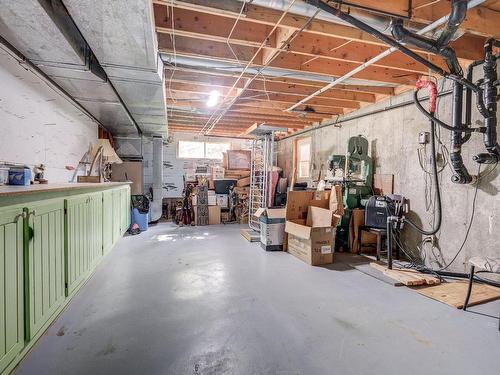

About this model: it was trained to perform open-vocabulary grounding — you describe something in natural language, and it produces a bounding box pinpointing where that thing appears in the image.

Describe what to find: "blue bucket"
[131,208,148,232]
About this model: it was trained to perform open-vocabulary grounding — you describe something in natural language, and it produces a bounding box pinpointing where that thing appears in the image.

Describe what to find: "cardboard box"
[209,206,221,225]
[212,166,225,180]
[216,194,228,208]
[227,150,251,170]
[287,226,334,266]
[329,185,345,216]
[225,169,251,179]
[284,191,339,265]
[237,176,251,187]
[255,208,286,251]
[283,190,331,251]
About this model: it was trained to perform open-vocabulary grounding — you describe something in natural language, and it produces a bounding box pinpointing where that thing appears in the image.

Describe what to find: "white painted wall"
[0,48,98,183]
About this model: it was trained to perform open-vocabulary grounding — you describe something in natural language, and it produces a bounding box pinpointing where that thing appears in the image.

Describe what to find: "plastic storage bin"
[8,168,31,186]
[131,208,148,231]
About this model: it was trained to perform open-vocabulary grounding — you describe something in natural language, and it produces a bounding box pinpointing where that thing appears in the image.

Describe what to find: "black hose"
[404,117,442,235]
[413,91,482,134]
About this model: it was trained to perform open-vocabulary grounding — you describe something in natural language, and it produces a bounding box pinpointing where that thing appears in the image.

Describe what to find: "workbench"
[0,182,131,374]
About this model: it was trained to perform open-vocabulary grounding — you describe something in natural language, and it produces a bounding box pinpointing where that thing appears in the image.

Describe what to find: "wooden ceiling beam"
[169,118,308,129]
[165,70,378,102]
[158,34,421,86]
[154,0,485,61]
[169,110,314,124]
[167,98,343,116]
[167,81,362,108]
[155,6,450,74]
[165,66,396,96]
[168,104,326,121]
[411,0,500,38]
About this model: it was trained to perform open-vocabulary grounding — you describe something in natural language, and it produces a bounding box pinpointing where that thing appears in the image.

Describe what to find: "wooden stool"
[357,226,385,261]
[357,226,399,261]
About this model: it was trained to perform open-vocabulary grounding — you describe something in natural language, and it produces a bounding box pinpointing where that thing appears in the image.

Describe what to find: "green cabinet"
[65,193,104,297]
[120,186,130,234]
[65,195,90,297]
[112,189,122,243]
[87,193,103,268]
[102,190,113,255]
[0,207,24,373]
[0,183,130,375]
[25,200,65,340]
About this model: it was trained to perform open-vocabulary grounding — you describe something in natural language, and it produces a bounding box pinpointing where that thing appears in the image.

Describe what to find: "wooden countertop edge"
[0,182,132,197]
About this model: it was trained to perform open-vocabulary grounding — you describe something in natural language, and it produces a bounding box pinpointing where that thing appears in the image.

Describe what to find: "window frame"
[296,137,312,180]
[204,141,231,160]
[177,140,231,160]
[177,140,206,159]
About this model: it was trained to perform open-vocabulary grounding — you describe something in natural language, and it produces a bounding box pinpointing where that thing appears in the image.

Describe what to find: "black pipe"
[413,91,483,134]
[479,39,500,160]
[303,0,480,92]
[450,82,474,183]
[436,0,468,48]
[391,19,462,75]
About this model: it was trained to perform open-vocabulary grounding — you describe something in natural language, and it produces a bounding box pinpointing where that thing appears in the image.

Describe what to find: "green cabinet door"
[0,207,24,373]
[25,200,65,340]
[65,195,90,297]
[112,189,121,244]
[102,190,113,254]
[120,186,130,234]
[87,193,103,268]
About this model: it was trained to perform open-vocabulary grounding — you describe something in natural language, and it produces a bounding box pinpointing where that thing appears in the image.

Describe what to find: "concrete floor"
[14,223,500,375]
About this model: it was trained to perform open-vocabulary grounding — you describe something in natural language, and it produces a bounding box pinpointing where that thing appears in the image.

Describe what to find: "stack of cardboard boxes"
[284,186,344,266]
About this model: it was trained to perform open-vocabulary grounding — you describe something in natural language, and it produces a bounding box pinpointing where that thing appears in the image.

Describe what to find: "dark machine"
[326,135,373,250]
[306,0,498,270]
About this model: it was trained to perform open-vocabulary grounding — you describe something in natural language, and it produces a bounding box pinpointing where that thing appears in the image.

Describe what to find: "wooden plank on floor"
[415,281,500,309]
[370,262,440,286]
[240,228,260,242]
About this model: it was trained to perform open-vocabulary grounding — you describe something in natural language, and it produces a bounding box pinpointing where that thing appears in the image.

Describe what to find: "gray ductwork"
[161,54,397,88]
[150,137,163,222]
[62,0,168,137]
[0,0,167,138]
[0,0,142,136]
[236,0,391,33]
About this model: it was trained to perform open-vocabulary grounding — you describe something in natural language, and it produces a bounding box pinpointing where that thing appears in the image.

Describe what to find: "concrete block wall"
[0,49,98,183]
[277,78,500,273]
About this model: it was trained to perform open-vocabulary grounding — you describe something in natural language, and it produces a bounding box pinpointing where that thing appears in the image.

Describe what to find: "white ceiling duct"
[161,53,397,88]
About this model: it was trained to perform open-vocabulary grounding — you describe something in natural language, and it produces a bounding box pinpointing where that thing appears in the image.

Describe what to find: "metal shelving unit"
[247,124,285,232]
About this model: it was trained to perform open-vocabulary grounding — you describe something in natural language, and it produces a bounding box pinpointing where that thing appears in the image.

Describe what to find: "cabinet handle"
[14,212,27,222]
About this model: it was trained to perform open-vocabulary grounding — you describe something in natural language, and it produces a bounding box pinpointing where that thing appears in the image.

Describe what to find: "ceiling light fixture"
[206,90,220,107]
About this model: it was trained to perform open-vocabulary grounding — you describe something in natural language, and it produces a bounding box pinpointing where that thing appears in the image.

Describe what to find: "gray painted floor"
[14,223,500,375]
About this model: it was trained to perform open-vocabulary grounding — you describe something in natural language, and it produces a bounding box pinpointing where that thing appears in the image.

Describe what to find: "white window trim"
[177,140,231,160]
[297,137,311,180]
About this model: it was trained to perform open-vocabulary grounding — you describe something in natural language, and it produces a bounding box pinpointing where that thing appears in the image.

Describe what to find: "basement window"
[178,140,230,160]
[178,141,205,159]
[297,137,311,179]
